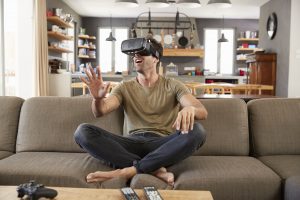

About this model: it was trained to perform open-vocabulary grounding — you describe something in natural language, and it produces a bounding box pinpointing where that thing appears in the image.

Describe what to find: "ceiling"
[62,0,270,19]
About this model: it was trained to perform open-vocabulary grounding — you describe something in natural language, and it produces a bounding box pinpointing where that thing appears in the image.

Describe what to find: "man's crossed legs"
[74,122,206,185]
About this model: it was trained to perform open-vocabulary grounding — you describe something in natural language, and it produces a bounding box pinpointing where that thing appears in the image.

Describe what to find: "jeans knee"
[74,123,94,146]
[190,122,206,148]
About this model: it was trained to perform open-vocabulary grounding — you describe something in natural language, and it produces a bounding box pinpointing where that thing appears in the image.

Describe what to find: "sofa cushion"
[285,176,300,200]
[16,97,124,152]
[169,156,281,200]
[248,98,300,156]
[195,99,249,156]
[0,151,13,160]
[259,155,300,179]
[0,152,126,188]
[0,96,24,157]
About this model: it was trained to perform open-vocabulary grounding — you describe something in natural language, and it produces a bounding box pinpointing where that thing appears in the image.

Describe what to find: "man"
[74,37,207,186]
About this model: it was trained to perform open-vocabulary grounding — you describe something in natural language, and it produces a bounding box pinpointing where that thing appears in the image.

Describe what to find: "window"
[98,28,128,73]
[1,0,34,97]
[204,28,235,74]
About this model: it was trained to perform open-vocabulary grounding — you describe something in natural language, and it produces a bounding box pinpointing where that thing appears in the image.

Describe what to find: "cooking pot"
[178,30,188,48]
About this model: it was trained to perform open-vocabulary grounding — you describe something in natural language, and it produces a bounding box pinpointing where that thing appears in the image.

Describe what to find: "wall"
[288,0,300,97]
[259,0,291,97]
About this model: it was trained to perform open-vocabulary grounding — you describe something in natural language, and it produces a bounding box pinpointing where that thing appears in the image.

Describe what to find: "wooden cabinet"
[246,52,276,95]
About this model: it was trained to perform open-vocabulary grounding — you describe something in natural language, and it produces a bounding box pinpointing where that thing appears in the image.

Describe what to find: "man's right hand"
[80,66,110,99]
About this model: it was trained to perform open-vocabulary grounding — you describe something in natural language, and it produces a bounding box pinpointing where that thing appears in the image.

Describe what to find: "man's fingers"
[84,67,93,81]
[80,77,89,85]
[181,113,187,134]
[89,66,96,79]
[190,113,194,131]
[104,82,111,93]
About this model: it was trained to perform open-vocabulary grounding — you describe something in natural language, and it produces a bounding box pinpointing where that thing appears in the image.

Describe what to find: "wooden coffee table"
[0,186,213,200]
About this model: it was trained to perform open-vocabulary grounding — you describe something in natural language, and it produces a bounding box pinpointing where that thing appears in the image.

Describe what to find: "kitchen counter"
[72,73,245,83]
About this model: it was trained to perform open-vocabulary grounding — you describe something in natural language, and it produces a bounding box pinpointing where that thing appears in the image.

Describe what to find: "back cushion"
[194,99,249,156]
[16,97,124,152]
[0,96,24,153]
[248,98,300,156]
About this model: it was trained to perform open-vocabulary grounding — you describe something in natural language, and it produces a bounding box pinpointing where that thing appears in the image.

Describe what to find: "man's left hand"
[172,106,195,134]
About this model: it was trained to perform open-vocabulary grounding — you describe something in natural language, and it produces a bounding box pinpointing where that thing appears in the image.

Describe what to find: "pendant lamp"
[218,16,228,43]
[176,0,201,8]
[114,0,138,7]
[106,15,116,42]
[145,0,169,8]
[207,0,232,8]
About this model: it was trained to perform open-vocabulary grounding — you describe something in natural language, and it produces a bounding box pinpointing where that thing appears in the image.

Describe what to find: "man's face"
[133,54,158,73]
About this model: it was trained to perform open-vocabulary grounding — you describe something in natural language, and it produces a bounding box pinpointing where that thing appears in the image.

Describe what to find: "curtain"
[34,0,49,96]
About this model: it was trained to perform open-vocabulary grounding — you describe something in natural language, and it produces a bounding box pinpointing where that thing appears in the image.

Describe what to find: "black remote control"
[121,187,140,200]
[144,186,163,200]
[17,180,57,200]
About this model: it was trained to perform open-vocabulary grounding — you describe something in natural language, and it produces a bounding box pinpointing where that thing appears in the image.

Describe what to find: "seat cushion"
[248,98,300,156]
[0,151,13,160]
[168,156,281,200]
[285,176,300,200]
[16,97,124,153]
[259,155,300,179]
[195,99,249,156]
[0,152,126,188]
[0,96,24,155]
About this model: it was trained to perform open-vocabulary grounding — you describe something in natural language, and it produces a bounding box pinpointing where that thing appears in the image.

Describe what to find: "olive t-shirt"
[109,75,190,136]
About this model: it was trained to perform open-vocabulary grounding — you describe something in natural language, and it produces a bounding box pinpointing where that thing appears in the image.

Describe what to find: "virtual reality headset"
[121,38,161,59]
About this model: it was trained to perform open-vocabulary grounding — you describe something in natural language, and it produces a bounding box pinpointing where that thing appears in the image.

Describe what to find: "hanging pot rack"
[135,11,192,30]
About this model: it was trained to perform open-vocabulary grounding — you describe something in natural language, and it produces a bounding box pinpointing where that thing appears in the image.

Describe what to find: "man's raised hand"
[80,66,110,99]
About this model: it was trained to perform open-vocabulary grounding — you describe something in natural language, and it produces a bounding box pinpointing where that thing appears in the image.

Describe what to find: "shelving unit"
[78,35,97,60]
[236,38,259,61]
[48,31,73,41]
[47,16,73,28]
[48,46,73,53]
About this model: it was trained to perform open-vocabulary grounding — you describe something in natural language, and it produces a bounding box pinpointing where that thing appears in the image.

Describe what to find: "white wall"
[288,0,300,97]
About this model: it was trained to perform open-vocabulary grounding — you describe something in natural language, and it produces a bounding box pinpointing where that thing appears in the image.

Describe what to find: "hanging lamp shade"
[207,0,232,8]
[175,10,180,26]
[106,32,116,41]
[218,33,228,42]
[114,0,138,7]
[146,0,169,8]
[176,0,201,8]
[106,15,116,42]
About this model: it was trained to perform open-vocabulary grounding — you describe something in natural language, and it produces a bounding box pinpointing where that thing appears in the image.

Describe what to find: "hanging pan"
[178,30,188,48]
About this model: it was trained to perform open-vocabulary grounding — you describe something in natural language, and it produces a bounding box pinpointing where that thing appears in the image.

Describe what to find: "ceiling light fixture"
[114,0,139,7]
[218,15,228,43]
[207,0,232,8]
[106,15,116,42]
[145,0,170,8]
[176,0,201,8]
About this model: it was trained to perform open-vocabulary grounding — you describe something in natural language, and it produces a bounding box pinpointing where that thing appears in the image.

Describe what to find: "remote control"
[121,187,140,200]
[143,186,163,200]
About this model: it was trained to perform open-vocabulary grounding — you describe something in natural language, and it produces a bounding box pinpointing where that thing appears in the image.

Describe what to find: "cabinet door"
[258,62,274,85]
[248,62,257,84]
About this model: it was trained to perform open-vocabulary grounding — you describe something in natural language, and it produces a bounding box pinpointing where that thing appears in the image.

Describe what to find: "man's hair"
[145,35,163,60]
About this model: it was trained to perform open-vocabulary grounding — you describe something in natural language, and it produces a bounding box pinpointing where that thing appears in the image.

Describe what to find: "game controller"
[17,180,58,200]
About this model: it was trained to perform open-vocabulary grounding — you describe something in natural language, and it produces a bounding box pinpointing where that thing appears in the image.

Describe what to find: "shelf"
[47,16,73,28]
[48,46,73,53]
[78,45,89,49]
[237,48,257,51]
[237,38,259,42]
[78,55,96,59]
[163,49,204,58]
[78,35,96,40]
[48,31,73,41]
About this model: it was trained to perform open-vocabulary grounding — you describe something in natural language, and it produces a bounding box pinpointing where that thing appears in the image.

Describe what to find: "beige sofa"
[0,96,299,200]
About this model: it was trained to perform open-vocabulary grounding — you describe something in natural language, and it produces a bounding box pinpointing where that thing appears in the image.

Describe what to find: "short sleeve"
[169,79,191,102]
[109,82,124,105]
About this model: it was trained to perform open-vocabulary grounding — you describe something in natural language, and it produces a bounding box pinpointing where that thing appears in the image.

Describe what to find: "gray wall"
[259,0,291,97]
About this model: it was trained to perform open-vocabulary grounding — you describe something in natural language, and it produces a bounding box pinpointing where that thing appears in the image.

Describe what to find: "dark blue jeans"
[74,122,206,173]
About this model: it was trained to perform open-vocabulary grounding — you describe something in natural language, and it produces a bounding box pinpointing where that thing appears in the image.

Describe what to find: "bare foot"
[152,167,174,186]
[86,167,137,183]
